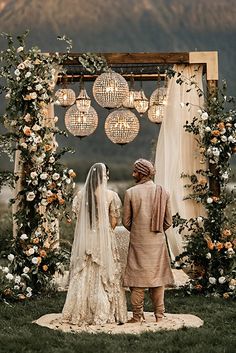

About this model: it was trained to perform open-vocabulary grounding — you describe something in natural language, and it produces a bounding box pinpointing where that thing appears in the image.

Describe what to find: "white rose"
[3,267,9,273]
[206,253,211,259]
[15,276,21,284]
[32,257,38,264]
[28,248,35,255]
[212,148,220,157]
[20,143,28,149]
[201,112,208,120]
[32,180,38,186]
[7,254,14,262]
[40,173,48,180]
[222,172,228,180]
[218,276,226,284]
[228,136,235,143]
[209,277,216,284]
[66,178,71,184]
[227,248,235,255]
[26,192,35,201]
[32,124,41,131]
[41,199,48,206]
[30,171,38,179]
[20,233,28,240]
[26,292,32,298]
[6,273,14,281]
[205,126,211,132]
[229,285,235,290]
[14,285,20,290]
[17,46,24,53]
[52,173,60,180]
[207,197,213,204]
[30,92,37,99]
[35,84,43,91]
[23,267,30,274]
[14,69,21,76]
[49,156,55,163]
[25,71,31,78]
[26,287,32,292]
[221,136,227,142]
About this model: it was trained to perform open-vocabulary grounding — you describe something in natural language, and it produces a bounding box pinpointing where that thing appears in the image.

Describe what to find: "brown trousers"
[130,286,165,320]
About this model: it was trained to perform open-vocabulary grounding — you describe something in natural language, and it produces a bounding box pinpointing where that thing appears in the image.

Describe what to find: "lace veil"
[69,163,115,287]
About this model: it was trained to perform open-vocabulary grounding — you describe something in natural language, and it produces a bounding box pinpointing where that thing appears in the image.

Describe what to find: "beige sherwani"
[123,180,174,288]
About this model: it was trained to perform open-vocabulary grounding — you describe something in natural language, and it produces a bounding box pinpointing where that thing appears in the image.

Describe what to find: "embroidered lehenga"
[62,163,127,325]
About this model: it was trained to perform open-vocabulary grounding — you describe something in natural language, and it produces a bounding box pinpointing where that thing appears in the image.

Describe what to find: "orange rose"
[222,229,231,238]
[37,256,42,264]
[58,198,65,205]
[40,250,47,257]
[216,242,223,251]
[42,265,48,271]
[207,241,214,250]
[212,196,219,202]
[223,293,230,299]
[211,130,221,136]
[48,182,57,190]
[199,147,206,153]
[217,122,225,130]
[44,144,53,152]
[210,137,218,144]
[68,171,76,178]
[23,126,32,136]
[33,237,39,244]
[3,288,13,297]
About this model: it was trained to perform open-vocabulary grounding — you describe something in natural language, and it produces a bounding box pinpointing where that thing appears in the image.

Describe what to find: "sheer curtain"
[154,64,205,259]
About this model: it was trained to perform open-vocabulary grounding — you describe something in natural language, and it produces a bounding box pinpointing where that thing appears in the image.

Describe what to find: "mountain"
[0,0,236,179]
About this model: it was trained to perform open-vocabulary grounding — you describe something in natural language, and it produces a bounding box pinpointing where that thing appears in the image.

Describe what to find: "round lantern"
[150,86,167,106]
[134,89,149,115]
[122,77,136,109]
[148,103,166,124]
[93,70,129,109]
[104,108,140,145]
[54,88,76,107]
[65,105,98,138]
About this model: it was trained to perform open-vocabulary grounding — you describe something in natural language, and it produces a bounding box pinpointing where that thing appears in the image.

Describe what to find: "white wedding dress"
[62,164,127,326]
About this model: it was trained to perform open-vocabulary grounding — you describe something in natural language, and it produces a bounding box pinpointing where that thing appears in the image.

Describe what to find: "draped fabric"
[154,64,205,259]
[62,163,127,325]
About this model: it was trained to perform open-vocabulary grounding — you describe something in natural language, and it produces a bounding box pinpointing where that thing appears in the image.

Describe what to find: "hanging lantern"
[150,86,167,106]
[122,76,136,109]
[54,88,76,107]
[134,89,149,115]
[65,105,98,138]
[93,70,129,109]
[105,108,139,145]
[76,79,91,113]
[148,103,166,124]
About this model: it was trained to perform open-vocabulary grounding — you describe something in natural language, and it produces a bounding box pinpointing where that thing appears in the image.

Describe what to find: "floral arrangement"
[174,79,236,298]
[0,32,107,300]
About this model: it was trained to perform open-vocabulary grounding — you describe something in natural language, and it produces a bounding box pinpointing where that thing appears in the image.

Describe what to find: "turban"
[133,158,155,176]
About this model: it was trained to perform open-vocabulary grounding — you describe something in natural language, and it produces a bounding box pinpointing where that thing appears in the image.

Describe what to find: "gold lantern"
[65,105,98,138]
[93,70,129,108]
[54,88,76,107]
[105,108,140,145]
[134,89,149,115]
[122,76,136,109]
[150,86,167,106]
[76,79,91,113]
[148,103,166,124]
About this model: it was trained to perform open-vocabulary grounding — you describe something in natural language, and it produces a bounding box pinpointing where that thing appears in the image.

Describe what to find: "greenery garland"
[0,32,107,301]
[173,75,236,298]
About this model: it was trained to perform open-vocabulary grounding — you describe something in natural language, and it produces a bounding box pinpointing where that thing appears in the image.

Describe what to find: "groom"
[122,158,174,323]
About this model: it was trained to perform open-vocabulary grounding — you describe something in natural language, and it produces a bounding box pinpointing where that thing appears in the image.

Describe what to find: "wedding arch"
[0,34,235,300]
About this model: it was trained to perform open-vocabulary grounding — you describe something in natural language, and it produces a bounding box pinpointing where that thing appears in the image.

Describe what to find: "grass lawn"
[0,290,235,353]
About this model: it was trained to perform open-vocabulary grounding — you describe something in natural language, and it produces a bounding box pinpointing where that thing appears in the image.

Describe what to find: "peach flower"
[42,265,48,271]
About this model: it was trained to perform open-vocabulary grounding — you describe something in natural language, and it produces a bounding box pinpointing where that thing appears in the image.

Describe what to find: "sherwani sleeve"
[122,191,132,231]
[163,194,172,231]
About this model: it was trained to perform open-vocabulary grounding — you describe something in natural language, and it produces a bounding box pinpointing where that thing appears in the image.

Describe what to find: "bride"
[62,163,127,325]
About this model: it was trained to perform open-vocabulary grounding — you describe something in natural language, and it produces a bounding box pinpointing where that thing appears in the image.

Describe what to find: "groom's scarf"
[150,185,171,233]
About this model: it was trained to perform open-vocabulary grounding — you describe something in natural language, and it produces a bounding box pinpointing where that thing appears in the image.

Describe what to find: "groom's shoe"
[127,313,146,323]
